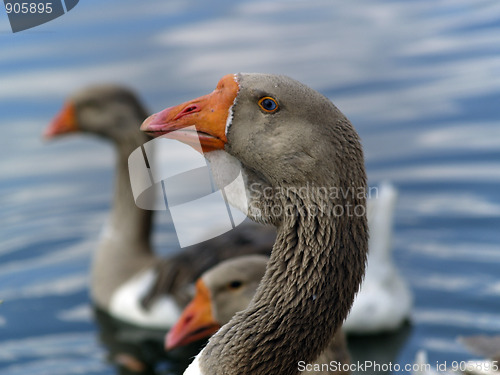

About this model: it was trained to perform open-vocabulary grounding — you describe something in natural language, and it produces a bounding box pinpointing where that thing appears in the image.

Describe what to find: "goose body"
[142,73,369,375]
[45,85,273,328]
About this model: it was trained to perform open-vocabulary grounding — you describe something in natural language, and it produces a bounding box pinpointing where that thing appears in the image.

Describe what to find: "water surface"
[1,0,499,373]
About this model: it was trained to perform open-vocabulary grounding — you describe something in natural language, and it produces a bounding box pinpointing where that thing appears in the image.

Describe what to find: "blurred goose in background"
[460,335,500,375]
[44,85,273,329]
[165,183,410,348]
[141,72,369,375]
[414,345,499,375]
[166,255,351,375]
[45,83,410,336]
[343,181,412,334]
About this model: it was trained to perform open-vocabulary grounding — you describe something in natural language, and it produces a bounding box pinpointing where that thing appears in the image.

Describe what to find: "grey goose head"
[46,85,149,143]
[141,73,368,375]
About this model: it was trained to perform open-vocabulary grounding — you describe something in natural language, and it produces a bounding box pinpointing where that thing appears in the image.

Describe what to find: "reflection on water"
[1,0,500,373]
[93,308,199,375]
[0,332,110,375]
[348,323,413,375]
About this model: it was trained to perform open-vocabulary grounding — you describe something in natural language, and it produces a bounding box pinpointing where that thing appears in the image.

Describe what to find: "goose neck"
[200,190,368,375]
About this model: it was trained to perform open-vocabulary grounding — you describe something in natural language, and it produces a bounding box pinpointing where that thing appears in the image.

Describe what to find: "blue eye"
[258,97,278,113]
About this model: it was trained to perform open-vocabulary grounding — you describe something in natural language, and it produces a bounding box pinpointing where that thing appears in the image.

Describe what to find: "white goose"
[344,181,412,334]
[414,344,499,375]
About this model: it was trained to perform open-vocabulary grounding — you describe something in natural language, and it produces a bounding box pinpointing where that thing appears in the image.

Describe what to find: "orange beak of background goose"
[140,74,239,153]
[44,102,78,139]
[165,279,220,351]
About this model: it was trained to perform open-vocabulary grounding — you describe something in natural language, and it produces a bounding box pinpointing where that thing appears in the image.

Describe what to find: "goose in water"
[166,255,351,375]
[459,336,500,375]
[414,342,499,375]
[166,181,408,337]
[44,85,273,328]
[166,184,408,341]
[141,73,369,375]
[344,181,411,334]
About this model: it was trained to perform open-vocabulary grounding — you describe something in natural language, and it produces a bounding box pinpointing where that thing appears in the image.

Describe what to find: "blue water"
[1,0,500,374]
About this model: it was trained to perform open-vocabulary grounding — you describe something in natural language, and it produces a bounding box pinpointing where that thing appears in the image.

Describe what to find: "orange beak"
[44,102,78,139]
[165,279,221,351]
[140,74,239,153]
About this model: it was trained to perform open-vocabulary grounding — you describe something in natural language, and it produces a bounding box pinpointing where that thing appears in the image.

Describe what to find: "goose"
[460,335,500,375]
[166,255,351,375]
[166,183,408,339]
[344,181,412,334]
[44,85,273,328]
[414,345,499,375]
[141,73,369,375]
